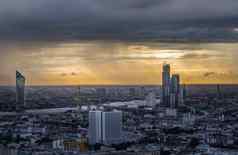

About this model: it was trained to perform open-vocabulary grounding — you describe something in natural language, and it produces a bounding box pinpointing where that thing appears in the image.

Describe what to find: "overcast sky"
[0,0,238,41]
[0,0,238,85]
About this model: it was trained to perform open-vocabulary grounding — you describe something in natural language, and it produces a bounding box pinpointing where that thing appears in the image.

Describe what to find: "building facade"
[162,63,171,107]
[170,74,180,108]
[16,71,26,111]
[88,111,122,145]
[102,111,122,145]
[88,111,102,145]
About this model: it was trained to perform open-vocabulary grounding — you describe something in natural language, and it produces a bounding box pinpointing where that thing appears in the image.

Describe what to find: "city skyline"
[1,1,238,154]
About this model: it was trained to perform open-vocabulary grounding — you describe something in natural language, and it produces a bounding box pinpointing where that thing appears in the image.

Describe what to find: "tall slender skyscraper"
[170,74,180,108]
[162,63,170,107]
[16,71,25,111]
[88,111,103,145]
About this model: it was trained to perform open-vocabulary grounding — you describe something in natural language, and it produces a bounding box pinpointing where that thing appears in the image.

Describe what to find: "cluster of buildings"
[162,63,186,108]
[0,65,238,155]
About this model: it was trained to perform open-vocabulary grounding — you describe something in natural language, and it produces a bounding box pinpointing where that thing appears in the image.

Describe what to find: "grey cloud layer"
[0,0,238,41]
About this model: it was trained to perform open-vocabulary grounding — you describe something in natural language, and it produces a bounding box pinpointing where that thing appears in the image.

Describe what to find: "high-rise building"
[170,74,180,108]
[88,111,122,145]
[170,93,176,108]
[162,63,170,107]
[171,74,180,94]
[16,71,26,111]
[88,111,102,145]
[102,111,122,145]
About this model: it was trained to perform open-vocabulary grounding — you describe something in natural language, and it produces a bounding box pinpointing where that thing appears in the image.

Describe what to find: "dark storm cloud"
[0,0,238,41]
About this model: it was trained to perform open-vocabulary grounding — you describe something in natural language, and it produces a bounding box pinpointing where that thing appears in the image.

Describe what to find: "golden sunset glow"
[0,41,238,85]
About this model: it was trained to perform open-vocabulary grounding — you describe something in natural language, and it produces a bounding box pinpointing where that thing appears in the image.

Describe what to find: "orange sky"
[0,41,238,85]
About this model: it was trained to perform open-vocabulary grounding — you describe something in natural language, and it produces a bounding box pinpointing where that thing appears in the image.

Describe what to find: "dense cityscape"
[0,64,237,155]
[1,0,238,154]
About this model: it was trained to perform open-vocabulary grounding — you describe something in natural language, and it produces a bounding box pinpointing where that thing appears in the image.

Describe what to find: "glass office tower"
[16,71,25,111]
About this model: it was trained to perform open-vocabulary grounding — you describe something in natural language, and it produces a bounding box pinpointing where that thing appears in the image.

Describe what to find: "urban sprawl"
[0,64,238,155]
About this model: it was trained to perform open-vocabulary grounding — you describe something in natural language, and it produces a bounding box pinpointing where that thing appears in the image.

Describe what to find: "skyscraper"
[16,71,26,111]
[170,93,176,108]
[88,111,103,145]
[171,74,180,94]
[170,74,180,108]
[88,110,122,145]
[162,63,170,107]
[102,111,122,145]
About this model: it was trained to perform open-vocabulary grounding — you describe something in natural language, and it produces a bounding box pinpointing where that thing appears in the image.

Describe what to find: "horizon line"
[1,83,238,87]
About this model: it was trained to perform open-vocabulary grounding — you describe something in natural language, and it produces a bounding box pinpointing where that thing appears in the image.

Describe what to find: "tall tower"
[162,63,170,107]
[102,111,122,145]
[16,71,25,111]
[88,111,103,145]
[170,74,180,108]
